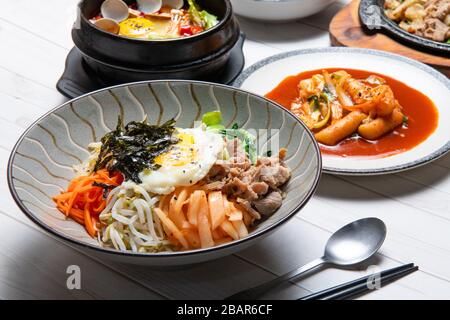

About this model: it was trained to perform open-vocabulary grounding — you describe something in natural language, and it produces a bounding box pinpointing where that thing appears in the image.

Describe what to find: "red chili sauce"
[265,68,439,158]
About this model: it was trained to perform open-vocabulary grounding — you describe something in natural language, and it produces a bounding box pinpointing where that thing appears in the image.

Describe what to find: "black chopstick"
[322,265,419,300]
[299,263,418,300]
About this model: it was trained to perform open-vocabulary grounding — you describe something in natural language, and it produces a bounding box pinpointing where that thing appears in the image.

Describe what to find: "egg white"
[139,127,224,195]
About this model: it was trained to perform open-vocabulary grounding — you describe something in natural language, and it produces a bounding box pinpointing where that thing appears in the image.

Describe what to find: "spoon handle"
[225,258,326,300]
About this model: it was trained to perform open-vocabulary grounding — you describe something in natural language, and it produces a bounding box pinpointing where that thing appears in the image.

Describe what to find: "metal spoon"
[225,217,387,300]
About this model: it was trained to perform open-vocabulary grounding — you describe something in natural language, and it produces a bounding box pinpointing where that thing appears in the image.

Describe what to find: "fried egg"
[139,127,224,195]
[119,17,153,38]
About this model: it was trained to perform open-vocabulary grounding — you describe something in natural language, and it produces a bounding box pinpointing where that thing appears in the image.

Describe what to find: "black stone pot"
[72,0,240,68]
[79,32,242,85]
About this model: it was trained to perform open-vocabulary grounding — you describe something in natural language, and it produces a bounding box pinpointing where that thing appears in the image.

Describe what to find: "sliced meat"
[425,0,450,20]
[250,182,269,196]
[236,198,261,221]
[202,142,292,223]
[206,158,250,181]
[229,167,242,177]
[419,17,450,41]
[207,162,230,180]
[203,180,225,191]
[259,164,291,189]
[223,177,259,201]
[227,157,252,170]
[253,191,283,216]
[240,166,260,184]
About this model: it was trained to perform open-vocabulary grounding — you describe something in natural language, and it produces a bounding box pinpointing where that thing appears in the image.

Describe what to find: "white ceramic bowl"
[230,0,338,22]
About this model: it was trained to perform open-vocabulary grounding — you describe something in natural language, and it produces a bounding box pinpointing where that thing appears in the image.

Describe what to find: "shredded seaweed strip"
[92,182,117,199]
[94,116,179,183]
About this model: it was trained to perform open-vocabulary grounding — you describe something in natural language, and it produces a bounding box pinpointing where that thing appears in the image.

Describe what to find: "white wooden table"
[1,0,450,300]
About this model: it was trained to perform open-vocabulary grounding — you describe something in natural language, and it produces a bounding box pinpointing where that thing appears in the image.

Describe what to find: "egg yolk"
[154,133,197,167]
[119,17,153,38]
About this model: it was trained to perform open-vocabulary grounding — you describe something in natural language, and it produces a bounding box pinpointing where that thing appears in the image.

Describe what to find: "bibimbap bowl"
[8,81,321,266]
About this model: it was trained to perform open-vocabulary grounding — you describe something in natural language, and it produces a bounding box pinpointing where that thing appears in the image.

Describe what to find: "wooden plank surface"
[0,0,449,299]
[330,0,450,76]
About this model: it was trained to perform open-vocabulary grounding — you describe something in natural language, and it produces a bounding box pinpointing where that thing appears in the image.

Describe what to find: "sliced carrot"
[84,205,96,237]
[53,169,122,237]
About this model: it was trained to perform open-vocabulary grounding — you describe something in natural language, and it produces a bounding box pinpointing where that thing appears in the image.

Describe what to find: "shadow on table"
[317,152,450,201]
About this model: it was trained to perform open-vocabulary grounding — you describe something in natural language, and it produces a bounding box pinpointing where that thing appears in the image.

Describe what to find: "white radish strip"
[231,220,248,239]
[154,208,189,249]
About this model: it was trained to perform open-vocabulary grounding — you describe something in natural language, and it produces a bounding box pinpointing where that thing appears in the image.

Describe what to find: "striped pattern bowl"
[8,81,321,266]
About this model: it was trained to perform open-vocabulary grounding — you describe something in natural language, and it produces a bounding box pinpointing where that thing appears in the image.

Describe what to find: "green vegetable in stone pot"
[188,0,219,30]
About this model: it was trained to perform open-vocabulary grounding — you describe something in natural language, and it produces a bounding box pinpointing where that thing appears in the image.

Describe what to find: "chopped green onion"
[202,111,223,126]
[403,115,409,127]
[308,95,320,111]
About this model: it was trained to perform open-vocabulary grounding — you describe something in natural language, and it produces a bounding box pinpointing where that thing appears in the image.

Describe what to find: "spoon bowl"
[324,218,387,266]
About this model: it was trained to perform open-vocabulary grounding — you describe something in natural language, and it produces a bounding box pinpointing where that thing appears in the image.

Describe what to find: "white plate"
[234,48,450,175]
